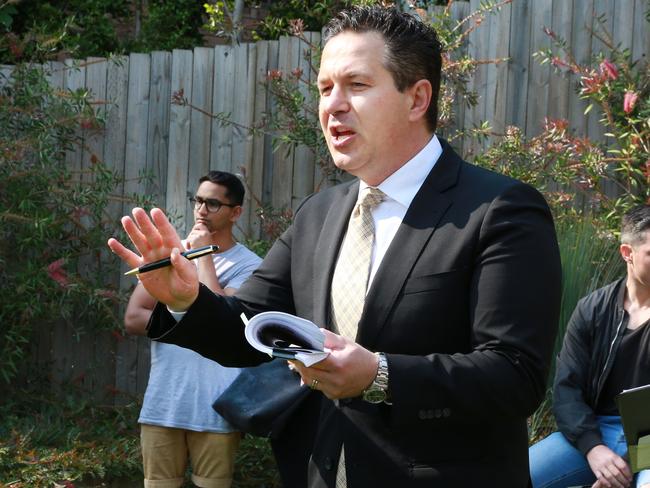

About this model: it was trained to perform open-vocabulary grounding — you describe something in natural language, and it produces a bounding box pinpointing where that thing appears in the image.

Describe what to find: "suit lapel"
[358,143,462,349]
[312,180,359,329]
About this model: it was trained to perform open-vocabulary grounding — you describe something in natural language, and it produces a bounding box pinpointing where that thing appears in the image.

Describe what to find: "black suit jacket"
[149,140,562,487]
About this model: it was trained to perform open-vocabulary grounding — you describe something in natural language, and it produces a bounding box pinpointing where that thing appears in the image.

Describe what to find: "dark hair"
[198,170,245,206]
[323,5,442,132]
[621,205,650,245]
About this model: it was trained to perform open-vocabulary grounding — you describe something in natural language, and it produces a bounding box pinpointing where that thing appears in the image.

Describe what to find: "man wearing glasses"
[124,170,262,488]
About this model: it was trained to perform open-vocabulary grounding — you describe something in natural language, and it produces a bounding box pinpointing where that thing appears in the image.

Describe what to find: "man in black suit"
[109,6,562,487]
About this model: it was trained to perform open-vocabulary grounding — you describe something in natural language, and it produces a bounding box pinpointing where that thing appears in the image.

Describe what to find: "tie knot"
[360,187,384,210]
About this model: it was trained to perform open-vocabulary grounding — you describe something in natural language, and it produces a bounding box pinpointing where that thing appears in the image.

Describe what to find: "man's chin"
[332,154,359,175]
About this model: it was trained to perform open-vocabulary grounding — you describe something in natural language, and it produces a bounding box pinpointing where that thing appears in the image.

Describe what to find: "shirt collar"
[359,134,442,208]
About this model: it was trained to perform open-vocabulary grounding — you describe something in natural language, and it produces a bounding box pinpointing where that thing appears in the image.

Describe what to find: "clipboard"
[616,383,650,472]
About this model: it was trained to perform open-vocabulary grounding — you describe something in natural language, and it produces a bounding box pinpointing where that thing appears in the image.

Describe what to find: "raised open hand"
[107,207,200,311]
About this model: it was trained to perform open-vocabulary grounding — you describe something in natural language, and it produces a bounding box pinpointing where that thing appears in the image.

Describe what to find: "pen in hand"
[124,245,219,276]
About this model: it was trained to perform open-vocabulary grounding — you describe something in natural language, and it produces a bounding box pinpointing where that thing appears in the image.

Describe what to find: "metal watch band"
[362,352,390,404]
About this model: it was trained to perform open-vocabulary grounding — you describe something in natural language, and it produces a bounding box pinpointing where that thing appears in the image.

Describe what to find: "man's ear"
[230,205,243,222]
[407,79,432,123]
[620,243,633,263]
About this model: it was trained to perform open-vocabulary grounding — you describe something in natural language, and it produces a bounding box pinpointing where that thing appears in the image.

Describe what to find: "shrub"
[1,0,131,62]
[0,380,141,487]
[476,16,649,235]
[0,60,137,383]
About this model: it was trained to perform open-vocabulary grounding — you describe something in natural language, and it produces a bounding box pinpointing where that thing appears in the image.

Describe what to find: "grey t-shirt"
[138,243,262,432]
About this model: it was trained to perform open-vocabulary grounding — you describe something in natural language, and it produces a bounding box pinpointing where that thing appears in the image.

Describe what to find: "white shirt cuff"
[166,306,187,322]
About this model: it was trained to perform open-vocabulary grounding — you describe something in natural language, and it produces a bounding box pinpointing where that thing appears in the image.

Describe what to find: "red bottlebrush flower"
[291,67,303,79]
[266,69,283,81]
[599,59,618,80]
[623,91,639,114]
[47,259,69,288]
[580,70,603,94]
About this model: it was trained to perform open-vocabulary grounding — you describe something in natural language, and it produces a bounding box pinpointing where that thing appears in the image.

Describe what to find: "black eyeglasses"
[189,196,237,213]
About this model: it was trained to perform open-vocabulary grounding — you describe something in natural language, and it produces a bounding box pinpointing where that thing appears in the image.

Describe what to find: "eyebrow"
[317,71,371,86]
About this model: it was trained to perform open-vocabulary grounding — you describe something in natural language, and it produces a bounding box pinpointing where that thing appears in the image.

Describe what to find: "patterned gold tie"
[330,186,384,488]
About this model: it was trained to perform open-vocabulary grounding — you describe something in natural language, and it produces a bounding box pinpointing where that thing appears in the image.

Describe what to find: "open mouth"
[330,125,356,145]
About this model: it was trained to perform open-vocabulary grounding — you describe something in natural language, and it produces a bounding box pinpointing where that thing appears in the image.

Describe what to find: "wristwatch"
[362,352,390,404]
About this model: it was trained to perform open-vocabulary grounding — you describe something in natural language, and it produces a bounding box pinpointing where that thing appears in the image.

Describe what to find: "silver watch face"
[363,387,387,404]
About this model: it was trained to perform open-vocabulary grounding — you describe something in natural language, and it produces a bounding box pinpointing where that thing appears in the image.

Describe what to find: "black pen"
[124,245,219,276]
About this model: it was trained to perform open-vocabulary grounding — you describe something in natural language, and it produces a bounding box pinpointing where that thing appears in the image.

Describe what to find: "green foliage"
[252,0,362,41]
[0,381,141,487]
[1,0,130,62]
[135,0,205,52]
[0,61,134,383]
[0,2,17,31]
[232,436,281,488]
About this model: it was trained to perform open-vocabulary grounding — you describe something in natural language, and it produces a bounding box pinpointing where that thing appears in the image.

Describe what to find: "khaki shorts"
[140,424,241,488]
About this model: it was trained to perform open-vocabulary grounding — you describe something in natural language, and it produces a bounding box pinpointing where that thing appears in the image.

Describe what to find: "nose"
[321,85,350,116]
[195,201,209,214]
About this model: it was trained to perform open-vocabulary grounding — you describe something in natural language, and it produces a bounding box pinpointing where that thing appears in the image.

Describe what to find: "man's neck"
[624,276,650,328]
[210,230,237,253]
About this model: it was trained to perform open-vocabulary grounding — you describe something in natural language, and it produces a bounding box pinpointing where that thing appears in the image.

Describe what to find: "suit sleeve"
[147,201,303,367]
[553,302,602,455]
[388,183,562,425]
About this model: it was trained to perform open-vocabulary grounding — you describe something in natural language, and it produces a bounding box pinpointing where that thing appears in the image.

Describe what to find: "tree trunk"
[232,0,245,43]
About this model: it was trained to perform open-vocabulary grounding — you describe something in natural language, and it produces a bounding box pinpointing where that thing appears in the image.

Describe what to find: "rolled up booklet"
[242,312,330,367]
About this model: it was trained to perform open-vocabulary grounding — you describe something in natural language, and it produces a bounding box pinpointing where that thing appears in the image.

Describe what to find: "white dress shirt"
[358,134,442,288]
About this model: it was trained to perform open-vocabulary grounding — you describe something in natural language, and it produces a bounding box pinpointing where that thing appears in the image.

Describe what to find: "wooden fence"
[5,0,649,403]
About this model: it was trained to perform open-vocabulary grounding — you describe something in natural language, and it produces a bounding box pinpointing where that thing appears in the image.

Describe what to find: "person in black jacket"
[529,205,650,488]
[109,6,562,487]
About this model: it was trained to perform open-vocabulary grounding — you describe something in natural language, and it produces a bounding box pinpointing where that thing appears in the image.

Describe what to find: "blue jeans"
[529,416,650,488]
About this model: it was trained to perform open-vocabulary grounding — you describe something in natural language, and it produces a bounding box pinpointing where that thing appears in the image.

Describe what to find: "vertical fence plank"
[45,61,64,92]
[587,0,615,142]
[63,59,86,175]
[568,0,594,137]
[442,2,470,155]
[84,57,108,172]
[147,51,172,200]
[505,0,532,133]
[29,62,62,378]
[465,0,490,157]
[487,1,512,136]
[263,40,280,207]
[230,43,256,240]
[166,49,193,236]
[632,0,650,65]
[249,40,271,241]
[116,52,151,398]
[292,34,317,210]
[271,36,298,210]
[311,31,333,192]
[525,0,553,136]
[612,0,635,55]
[82,56,115,402]
[0,64,12,89]
[104,55,130,405]
[547,0,574,122]
[51,59,87,391]
[188,47,215,208]
[211,45,236,173]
